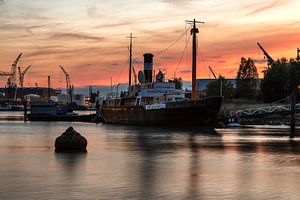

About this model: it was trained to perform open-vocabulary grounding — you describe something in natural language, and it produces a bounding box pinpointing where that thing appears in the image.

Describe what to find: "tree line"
[206,56,300,103]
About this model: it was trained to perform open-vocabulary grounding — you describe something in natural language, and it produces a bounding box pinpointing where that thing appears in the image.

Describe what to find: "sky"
[0,0,300,88]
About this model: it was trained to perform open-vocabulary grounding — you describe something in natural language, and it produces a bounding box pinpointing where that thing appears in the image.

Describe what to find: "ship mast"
[127,33,136,93]
[186,19,204,100]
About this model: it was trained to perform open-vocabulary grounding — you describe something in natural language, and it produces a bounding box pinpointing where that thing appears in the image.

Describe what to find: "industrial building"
[0,87,60,102]
[196,78,237,93]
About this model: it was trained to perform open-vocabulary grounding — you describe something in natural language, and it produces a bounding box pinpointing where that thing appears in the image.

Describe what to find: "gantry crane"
[59,65,73,103]
[18,65,31,87]
[257,42,274,66]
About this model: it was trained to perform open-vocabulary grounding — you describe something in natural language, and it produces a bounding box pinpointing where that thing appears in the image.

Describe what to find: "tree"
[235,57,259,98]
[260,58,300,102]
[260,58,289,102]
[287,59,300,92]
[206,76,234,99]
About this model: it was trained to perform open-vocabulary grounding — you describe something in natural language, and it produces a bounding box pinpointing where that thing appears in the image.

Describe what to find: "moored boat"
[101,19,223,127]
[28,101,95,122]
[101,96,222,126]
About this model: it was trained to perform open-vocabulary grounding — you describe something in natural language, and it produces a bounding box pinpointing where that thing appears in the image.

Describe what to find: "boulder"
[55,126,87,152]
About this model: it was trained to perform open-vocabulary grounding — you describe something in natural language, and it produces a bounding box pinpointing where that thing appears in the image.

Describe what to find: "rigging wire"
[174,34,191,77]
[114,43,134,86]
[185,22,190,72]
[196,34,210,78]
[156,27,191,55]
[114,63,126,85]
[199,51,210,78]
[113,26,193,84]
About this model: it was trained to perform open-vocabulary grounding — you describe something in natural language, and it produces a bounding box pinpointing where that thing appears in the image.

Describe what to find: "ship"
[101,19,223,127]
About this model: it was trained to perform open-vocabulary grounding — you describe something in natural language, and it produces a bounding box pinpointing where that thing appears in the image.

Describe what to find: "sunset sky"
[0,0,300,88]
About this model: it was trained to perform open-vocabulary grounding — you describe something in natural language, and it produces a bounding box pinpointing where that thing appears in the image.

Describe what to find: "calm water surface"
[1,116,300,199]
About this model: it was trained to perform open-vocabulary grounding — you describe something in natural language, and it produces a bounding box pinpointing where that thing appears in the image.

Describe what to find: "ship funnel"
[143,53,153,83]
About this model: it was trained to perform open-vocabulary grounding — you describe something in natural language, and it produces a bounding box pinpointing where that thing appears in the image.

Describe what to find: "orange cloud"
[0,0,300,88]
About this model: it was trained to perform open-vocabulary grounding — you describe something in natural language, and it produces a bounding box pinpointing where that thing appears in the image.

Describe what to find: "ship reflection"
[219,127,300,154]
[122,126,222,199]
[135,133,158,199]
[186,129,224,199]
[186,132,201,200]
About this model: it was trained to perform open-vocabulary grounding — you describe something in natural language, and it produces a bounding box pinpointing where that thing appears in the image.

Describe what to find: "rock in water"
[55,127,87,152]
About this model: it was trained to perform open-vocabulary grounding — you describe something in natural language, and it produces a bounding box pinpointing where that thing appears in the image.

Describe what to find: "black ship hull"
[101,97,223,127]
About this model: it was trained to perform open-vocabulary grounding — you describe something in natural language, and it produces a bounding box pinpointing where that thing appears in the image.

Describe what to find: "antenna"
[185,19,205,25]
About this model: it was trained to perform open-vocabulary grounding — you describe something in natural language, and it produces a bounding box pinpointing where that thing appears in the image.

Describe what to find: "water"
[1,118,300,199]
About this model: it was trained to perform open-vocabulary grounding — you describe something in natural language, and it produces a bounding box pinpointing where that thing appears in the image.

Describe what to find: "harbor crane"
[0,71,11,76]
[59,65,73,103]
[208,66,217,79]
[6,53,22,88]
[0,53,23,102]
[0,53,22,84]
[18,65,31,87]
[257,42,274,66]
[208,66,223,96]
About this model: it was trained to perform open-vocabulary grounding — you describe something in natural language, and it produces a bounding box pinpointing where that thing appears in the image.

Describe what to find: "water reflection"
[55,152,87,180]
[128,128,177,199]
[219,127,300,154]
[136,133,157,199]
[186,132,201,200]
[117,126,222,199]
[2,121,300,199]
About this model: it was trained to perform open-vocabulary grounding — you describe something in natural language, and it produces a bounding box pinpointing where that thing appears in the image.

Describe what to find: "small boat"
[0,104,12,111]
[0,103,24,111]
[225,116,241,128]
[226,123,241,128]
[28,101,95,122]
